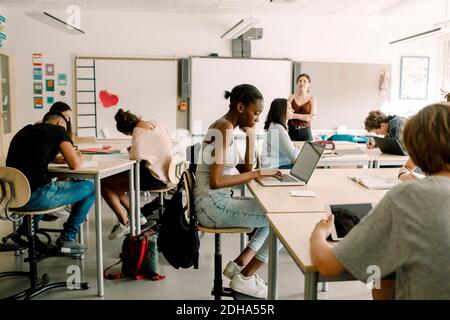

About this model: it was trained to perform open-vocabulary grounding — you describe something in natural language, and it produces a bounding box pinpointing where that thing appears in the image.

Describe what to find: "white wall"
[3,8,441,133]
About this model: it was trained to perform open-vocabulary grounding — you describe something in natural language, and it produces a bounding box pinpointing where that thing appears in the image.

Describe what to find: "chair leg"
[213,233,223,301]
[159,192,164,218]
[240,233,247,252]
[2,216,89,300]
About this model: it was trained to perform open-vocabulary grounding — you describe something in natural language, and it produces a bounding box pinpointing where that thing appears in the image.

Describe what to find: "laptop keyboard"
[280,174,298,182]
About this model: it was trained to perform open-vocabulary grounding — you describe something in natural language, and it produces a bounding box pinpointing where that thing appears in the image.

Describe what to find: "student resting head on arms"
[364,110,406,149]
[261,98,300,169]
[6,111,94,255]
[193,84,282,299]
[50,101,73,138]
[101,109,172,240]
[310,103,450,300]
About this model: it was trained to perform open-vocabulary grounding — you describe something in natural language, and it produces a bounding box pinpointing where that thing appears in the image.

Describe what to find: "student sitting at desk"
[6,111,95,256]
[310,103,450,299]
[397,158,424,181]
[194,84,282,299]
[101,109,172,240]
[364,110,406,149]
[261,98,299,169]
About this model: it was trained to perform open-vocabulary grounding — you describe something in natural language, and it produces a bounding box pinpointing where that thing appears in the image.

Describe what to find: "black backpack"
[157,169,199,269]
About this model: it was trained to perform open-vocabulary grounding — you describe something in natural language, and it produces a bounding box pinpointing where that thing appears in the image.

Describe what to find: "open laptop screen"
[290,142,325,183]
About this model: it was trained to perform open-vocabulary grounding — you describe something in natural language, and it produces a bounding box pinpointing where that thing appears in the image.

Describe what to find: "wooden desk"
[366,148,408,168]
[247,169,380,213]
[247,168,397,299]
[48,159,138,297]
[267,212,356,300]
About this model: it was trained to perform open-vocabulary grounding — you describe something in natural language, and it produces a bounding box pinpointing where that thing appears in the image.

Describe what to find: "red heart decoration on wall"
[99,90,119,108]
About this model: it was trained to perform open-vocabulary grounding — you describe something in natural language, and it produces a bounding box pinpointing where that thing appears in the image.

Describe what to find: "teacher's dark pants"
[288,126,313,141]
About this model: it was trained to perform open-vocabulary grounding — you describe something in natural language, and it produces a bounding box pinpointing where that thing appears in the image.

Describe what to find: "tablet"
[327,203,373,241]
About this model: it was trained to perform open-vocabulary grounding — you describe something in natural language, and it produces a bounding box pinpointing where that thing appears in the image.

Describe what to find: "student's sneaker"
[55,238,86,256]
[230,273,268,299]
[223,261,244,280]
[108,222,131,240]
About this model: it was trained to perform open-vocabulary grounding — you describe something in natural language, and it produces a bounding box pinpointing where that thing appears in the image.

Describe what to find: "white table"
[48,159,139,297]
[246,168,398,299]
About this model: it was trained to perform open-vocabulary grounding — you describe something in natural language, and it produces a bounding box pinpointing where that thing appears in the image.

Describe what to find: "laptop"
[327,203,373,241]
[373,136,407,156]
[257,142,325,187]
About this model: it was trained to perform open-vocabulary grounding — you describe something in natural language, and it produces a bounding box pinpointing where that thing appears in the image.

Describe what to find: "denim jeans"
[195,190,282,263]
[22,180,95,241]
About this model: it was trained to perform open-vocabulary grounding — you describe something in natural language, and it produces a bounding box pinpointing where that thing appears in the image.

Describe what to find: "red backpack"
[104,229,165,281]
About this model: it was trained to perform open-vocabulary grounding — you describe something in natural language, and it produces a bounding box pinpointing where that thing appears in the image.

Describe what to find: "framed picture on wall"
[399,56,429,99]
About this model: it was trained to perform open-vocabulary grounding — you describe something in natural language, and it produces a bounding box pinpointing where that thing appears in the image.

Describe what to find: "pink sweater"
[129,121,172,184]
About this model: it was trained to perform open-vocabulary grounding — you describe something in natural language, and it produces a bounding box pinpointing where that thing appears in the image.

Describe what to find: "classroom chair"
[0,167,89,300]
[185,172,253,300]
[145,154,189,220]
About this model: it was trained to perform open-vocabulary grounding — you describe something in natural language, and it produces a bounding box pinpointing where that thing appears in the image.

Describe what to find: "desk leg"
[129,166,136,236]
[135,162,141,235]
[304,272,318,300]
[268,226,278,300]
[94,176,104,297]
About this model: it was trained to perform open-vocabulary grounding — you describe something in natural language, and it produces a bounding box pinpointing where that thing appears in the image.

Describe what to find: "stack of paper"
[348,175,398,190]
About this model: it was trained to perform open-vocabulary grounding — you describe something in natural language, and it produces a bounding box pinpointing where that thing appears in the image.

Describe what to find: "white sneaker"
[223,261,244,280]
[230,273,268,299]
[108,222,131,240]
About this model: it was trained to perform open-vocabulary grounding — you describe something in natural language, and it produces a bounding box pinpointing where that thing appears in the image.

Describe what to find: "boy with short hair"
[6,111,95,255]
[311,103,450,299]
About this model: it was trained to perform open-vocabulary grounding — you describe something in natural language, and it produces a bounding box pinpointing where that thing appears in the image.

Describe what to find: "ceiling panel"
[0,0,446,21]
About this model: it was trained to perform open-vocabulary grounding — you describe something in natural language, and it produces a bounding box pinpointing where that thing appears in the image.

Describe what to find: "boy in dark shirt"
[6,111,95,255]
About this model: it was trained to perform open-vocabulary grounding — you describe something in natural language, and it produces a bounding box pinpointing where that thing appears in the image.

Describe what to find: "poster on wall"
[399,56,430,100]
[47,96,54,106]
[46,79,55,92]
[33,67,42,80]
[34,96,43,109]
[57,73,67,86]
[33,82,43,95]
[45,63,55,76]
[32,53,42,66]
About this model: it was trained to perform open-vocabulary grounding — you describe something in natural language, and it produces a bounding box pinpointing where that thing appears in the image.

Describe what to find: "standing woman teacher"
[288,73,317,141]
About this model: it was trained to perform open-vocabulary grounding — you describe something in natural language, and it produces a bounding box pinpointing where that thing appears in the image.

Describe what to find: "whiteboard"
[190,57,292,134]
[76,58,177,138]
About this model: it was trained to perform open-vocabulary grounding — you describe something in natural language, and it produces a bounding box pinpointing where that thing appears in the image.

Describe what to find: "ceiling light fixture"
[221,17,260,39]
[390,0,449,45]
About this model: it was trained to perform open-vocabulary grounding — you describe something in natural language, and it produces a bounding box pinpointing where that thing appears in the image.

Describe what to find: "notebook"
[348,175,398,190]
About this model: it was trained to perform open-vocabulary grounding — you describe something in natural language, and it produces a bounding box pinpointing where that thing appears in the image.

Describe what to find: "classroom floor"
[0,195,371,300]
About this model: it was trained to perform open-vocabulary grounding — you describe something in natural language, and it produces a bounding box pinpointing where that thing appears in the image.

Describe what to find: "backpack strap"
[134,235,148,280]
[104,259,126,280]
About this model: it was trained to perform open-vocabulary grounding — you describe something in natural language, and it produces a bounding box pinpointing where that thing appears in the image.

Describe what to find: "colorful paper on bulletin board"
[46,79,55,92]
[34,96,43,109]
[45,64,55,76]
[33,82,43,95]
[47,96,54,105]
[32,53,42,66]
[33,67,42,80]
[57,73,67,86]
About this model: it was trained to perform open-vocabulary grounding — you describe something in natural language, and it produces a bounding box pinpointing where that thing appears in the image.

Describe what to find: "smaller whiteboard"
[190,57,292,134]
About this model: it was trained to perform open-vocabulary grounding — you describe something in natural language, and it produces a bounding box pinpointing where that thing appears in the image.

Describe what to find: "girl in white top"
[261,98,300,169]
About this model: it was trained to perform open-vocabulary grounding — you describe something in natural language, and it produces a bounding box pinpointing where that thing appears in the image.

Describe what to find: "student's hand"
[258,169,283,180]
[53,154,66,164]
[311,214,334,239]
[399,173,417,181]
[366,137,376,149]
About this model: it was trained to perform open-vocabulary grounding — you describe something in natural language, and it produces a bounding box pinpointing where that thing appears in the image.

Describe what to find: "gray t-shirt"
[333,176,450,299]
